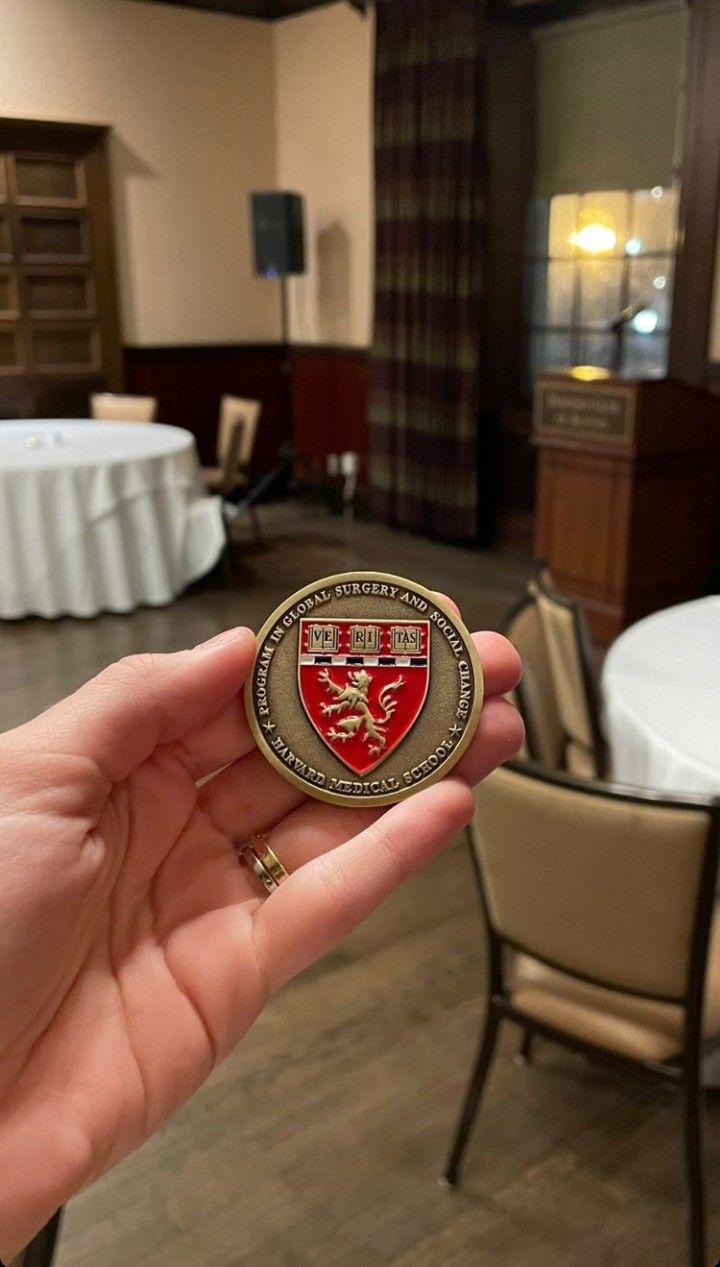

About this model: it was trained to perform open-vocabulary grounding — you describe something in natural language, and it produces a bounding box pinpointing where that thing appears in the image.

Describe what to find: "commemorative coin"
[245,571,483,807]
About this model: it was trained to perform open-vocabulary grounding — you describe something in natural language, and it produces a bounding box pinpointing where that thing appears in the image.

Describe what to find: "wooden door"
[0,118,122,420]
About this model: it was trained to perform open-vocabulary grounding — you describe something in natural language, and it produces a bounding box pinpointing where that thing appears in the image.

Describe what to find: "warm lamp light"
[570,365,612,382]
[570,222,617,254]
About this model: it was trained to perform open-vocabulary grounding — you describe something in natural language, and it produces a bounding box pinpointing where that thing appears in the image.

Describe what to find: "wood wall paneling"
[290,346,369,479]
[124,343,291,472]
[125,343,369,482]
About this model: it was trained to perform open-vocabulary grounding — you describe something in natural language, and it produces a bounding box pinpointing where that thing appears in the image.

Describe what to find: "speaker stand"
[279,275,290,347]
[278,275,293,465]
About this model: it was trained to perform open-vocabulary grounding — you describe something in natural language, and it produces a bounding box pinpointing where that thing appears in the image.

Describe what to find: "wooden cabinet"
[533,371,720,642]
[0,118,121,420]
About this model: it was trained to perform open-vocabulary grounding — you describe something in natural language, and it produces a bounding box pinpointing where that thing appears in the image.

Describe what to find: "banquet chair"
[533,568,607,778]
[90,393,158,423]
[504,592,564,769]
[502,591,568,1062]
[202,396,262,542]
[448,760,720,1267]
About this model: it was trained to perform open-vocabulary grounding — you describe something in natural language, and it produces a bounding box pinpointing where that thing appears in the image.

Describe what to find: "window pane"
[578,259,624,328]
[545,261,575,325]
[578,191,628,257]
[621,333,668,378]
[627,257,673,330]
[548,195,578,258]
[544,332,573,369]
[525,198,549,257]
[576,333,616,372]
[629,187,678,254]
[525,261,547,325]
[529,330,573,381]
[527,332,544,390]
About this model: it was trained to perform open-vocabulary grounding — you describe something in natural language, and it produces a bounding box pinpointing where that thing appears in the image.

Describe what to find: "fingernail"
[194,627,244,652]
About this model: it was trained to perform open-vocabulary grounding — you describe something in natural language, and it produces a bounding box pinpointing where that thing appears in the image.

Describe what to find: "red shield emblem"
[298,618,430,775]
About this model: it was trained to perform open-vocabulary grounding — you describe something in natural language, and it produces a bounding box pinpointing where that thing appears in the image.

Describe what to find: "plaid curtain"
[369,0,485,541]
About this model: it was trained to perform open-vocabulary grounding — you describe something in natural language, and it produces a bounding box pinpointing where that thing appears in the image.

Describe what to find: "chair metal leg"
[219,501,240,582]
[514,1028,534,1066]
[220,536,237,583]
[683,1068,706,1267]
[22,1208,63,1267]
[442,1009,500,1188]
[248,502,262,545]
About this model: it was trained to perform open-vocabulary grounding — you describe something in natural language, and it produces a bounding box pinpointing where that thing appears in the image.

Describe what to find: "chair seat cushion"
[510,910,720,1063]
[202,467,248,492]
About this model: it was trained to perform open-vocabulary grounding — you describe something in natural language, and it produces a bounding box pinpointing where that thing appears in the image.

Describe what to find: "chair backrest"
[473,762,718,1003]
[504,595,564,769]
[90,393,158,423]
[217,396,261,470]
[218,417,247,495]
[533,569,605,778]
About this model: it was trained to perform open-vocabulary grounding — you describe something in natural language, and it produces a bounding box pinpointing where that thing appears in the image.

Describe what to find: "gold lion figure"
[318,667,404,756]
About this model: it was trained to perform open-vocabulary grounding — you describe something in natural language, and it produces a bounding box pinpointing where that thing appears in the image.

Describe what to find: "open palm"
[0,622,522,1259]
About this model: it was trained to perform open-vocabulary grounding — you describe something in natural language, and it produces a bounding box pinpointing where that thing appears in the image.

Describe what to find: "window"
[525,186,679,385]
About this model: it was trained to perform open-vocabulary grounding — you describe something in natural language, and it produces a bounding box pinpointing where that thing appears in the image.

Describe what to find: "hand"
[0,621,522,1258]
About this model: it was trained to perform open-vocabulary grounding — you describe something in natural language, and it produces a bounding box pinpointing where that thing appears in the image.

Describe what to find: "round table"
[0,420,225,619]
[602,597,720,797]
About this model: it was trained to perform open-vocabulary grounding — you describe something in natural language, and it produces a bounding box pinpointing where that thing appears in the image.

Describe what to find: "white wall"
[274,3,374,347]
[0,0,280,345]
[534,1,687,197]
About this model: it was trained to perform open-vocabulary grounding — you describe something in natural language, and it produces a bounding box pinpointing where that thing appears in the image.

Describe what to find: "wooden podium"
[533,371,720,642]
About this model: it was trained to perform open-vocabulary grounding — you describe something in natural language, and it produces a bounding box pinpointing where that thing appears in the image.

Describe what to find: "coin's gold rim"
[244,571,484,809]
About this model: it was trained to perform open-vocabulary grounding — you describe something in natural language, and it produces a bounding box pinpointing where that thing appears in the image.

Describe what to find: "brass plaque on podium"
[534,379,636,447]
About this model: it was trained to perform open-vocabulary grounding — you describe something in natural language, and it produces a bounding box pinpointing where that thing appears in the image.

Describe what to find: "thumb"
[6,627,257,783]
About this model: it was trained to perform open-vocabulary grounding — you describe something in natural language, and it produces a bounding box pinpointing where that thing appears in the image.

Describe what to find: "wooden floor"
[2,504,719,1267]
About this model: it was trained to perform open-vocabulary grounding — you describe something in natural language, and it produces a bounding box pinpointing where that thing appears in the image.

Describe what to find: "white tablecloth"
[602,597,720,797]
[0,420,225,619]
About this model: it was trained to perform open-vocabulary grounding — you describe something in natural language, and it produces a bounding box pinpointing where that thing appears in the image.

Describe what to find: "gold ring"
[239,833,289,893]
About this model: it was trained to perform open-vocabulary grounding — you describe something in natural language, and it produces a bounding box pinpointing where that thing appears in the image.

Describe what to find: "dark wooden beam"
[131,0,361,19]
[669,0,720,386]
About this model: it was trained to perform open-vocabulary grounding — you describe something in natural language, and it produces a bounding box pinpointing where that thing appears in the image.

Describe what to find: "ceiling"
[136,0,366,19]
[138,0,671,25]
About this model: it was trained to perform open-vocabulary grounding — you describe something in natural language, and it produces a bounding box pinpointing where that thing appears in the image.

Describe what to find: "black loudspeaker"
[250,191,305,277]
